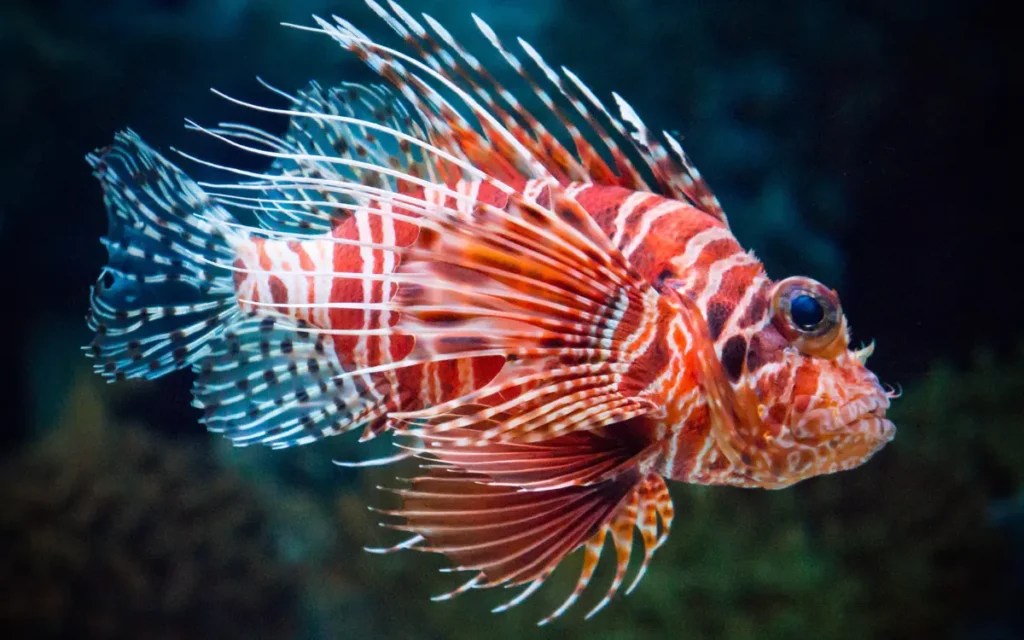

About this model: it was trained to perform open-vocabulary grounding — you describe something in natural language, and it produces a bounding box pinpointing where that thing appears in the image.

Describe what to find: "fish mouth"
[836,393,887,424]
[839,395,896,445]
[795,393,895,445]
[852,411,896,444]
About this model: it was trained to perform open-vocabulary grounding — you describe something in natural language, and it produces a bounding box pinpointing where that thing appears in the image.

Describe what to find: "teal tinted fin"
[85,130,242,380]
[191,314,392,449]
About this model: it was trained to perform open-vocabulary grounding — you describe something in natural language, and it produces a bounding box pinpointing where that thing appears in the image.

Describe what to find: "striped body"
[232,179,768,482]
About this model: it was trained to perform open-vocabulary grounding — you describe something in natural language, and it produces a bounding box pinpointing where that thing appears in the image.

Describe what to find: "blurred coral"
[0,372,299,639]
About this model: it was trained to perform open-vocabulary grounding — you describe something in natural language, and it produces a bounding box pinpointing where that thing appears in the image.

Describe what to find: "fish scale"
[84,1,895,624]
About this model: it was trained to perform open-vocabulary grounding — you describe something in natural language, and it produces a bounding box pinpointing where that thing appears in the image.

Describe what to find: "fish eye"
[771,277,846,357]
[789,294,825,331]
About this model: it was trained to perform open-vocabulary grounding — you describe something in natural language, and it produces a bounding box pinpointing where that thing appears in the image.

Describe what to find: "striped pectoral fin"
[383,185,683,442]
[409,426,652,490]
[191,313,393,449]
[375,466,674,623]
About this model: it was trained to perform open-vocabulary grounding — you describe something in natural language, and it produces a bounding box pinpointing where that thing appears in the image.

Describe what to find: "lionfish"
[85,2,896,624]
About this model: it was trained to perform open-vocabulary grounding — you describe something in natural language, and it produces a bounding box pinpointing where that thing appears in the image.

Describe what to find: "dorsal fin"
[366,0,590,185]
[194,81,441,235]
[302,13,548,187]
[283,2,726,225]
[613,94,728,224]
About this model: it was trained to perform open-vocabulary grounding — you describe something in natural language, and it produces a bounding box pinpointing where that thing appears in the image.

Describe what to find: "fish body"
[85,3,895,623]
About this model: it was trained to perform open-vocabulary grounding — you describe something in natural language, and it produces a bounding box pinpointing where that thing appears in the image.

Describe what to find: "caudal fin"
[85,130,242,380]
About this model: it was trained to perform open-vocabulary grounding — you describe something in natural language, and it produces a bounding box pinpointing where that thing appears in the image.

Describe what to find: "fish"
[83,2,896,624]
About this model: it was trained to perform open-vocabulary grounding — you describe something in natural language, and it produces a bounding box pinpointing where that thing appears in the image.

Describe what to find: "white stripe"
[668,226,733,275]
[259,241,303,319]
[378,200,402,397]
[308,238,335,328]
[695,251,759,310]
[454,179,482,216]
[523,178,559,203]
[618,289,658,356]
[564,182,591,200]
[642,316,689,400]
[611,191,653,247]
[719,271,767,336]
[457,353,475,395]
[431,362,444,405]
[623,200,683,258]
[353,204,380,397]
[686,420,716,482]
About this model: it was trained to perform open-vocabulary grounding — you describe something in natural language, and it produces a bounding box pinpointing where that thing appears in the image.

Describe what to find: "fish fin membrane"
[308,5,727,222]
[192,313,390,449]
[85,130,241,380]
[409,424,654,490]
[386,185,683,442]
[250,81,433,234]
[377,465,673,623]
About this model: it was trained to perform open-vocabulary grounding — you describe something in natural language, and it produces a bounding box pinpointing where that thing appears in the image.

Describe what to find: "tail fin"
[85,130,242,380]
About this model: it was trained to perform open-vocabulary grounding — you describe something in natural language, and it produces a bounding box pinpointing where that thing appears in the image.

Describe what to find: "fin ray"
[192,314,392,449]
[85,130,241,380]
[378,466,674,623]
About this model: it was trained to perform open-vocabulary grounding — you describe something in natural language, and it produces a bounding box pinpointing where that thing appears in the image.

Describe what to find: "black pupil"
[790,294,825,330]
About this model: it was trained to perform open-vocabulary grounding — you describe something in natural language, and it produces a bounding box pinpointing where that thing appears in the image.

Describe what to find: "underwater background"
[1,0,1019,638]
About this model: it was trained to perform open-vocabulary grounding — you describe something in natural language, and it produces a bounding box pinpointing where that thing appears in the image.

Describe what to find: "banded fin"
[409,426,653,490]
[191,314,392,449]
[293,3,725,223]
[209,81,435,234]
[376,466,674,623]
[539,473,674,624]
[85,130,241,380]
[384,186,686,442]
[471,14,647,190]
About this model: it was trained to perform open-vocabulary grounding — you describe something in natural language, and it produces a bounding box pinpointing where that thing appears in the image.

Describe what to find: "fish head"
[739,276,896,486]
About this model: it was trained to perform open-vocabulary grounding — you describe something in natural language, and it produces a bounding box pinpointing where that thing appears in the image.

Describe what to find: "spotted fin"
[191,313,393,449]
[84,131,242,380]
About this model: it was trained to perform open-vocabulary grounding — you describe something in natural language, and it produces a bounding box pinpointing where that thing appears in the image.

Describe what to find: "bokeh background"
[1,0,1019,638]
